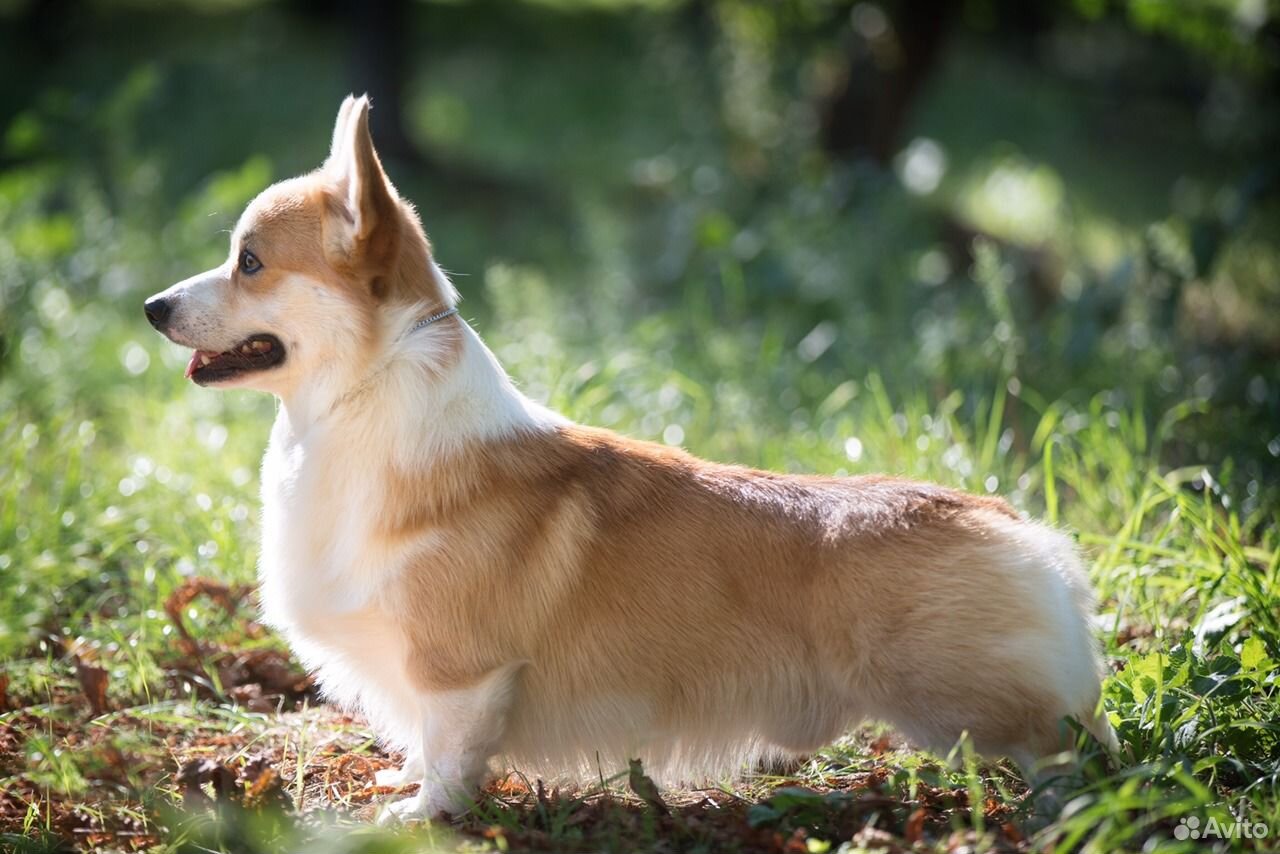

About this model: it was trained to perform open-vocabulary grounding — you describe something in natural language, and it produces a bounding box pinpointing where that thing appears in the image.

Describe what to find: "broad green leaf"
[1240,636,1271,672]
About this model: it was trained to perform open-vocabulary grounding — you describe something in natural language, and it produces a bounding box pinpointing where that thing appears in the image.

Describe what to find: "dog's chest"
[256,428,409,652]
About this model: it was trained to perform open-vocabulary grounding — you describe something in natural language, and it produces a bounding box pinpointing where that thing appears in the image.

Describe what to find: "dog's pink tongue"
[185,350,217,379]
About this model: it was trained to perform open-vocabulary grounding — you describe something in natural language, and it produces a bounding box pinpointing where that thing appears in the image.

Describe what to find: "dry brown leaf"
[326,752,378,786]
[489,773,531,797]
[200,645,311,711]
[903,806,927,843]
[100,744,128,771]
[243,764,282,807]
[237,648,311,696]
[176,757,238,807]
[349,783,415,803]
[163,577,248,654]
[783,827,809,854]
[74,657,110,717]
[228,682,271,712]
[240,752,274,782]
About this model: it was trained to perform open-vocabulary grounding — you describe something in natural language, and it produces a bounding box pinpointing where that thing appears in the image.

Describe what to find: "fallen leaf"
[163,577,248,655]
[74,657,110,717]
[176,758,238,807]
[228,683,272,712]
[325,752,384,801]
[904,807,927,843]
[240,752,273,785]
[238,648,311,697]
[349,784,414,803]
[489,773,530,797]
[783,827,809,854]
[242,762,284,808]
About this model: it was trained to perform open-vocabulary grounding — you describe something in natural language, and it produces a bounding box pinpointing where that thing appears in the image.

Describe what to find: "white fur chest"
[258,419,384,627]
[256,415,424,743]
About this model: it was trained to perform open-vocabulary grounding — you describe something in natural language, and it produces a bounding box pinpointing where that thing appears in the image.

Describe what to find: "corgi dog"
[145,95,1114,822]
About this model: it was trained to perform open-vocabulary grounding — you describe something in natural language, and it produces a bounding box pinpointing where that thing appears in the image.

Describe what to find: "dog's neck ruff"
[405,306,459,338]
[308,305,462,421]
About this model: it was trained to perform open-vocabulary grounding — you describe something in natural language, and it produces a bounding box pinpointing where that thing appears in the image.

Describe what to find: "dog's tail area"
[1006,516,1120,758]
[1077,698,1120,754]
[1044,526,1120,757]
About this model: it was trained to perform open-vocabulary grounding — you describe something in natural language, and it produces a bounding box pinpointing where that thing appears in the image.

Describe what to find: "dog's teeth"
[253,340,271,351]
[200,355,211,367]
[241,344,253,354]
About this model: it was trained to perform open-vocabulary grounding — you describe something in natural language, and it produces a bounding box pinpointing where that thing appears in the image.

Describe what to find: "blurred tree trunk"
[16,0,78,60]
[345,0,422,163]
[819,0,960,165]
[292,0,567,213]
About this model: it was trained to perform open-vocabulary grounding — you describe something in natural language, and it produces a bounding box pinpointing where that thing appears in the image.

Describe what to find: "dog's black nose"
[144,297,171,329]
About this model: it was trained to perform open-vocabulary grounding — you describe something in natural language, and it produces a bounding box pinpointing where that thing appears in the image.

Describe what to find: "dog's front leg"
[379,665,518,823]
[374,747,424,788]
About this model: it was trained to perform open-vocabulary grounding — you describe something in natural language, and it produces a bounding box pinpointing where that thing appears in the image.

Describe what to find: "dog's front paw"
[374,763,421,788]
[377,794,433,825]
[376,786,471,825]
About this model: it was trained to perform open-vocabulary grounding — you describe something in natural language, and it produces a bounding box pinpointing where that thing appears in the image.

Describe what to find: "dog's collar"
[405,306,459,337]
[331,305,462,414]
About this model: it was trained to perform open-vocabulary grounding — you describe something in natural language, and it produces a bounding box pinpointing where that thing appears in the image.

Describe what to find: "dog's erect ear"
[324,94,399,258]
[326,95,358,168]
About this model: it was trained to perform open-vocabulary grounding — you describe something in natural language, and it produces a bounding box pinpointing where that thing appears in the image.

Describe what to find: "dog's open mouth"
[185,334,285,385]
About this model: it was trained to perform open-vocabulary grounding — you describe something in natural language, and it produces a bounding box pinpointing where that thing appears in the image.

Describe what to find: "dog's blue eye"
[239,249,263,275]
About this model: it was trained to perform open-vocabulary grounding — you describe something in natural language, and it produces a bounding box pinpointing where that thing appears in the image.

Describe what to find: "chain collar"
[405,306,459,337]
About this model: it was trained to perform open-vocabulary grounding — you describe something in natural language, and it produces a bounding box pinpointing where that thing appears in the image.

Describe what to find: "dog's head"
[144,95,449,395]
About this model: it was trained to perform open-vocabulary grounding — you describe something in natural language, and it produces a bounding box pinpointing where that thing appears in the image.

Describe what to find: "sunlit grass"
[3,253,1277,850]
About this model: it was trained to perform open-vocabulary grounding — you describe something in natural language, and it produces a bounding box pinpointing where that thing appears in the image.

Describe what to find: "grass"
[3,270,1276,851]
[2,1,1279,851]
